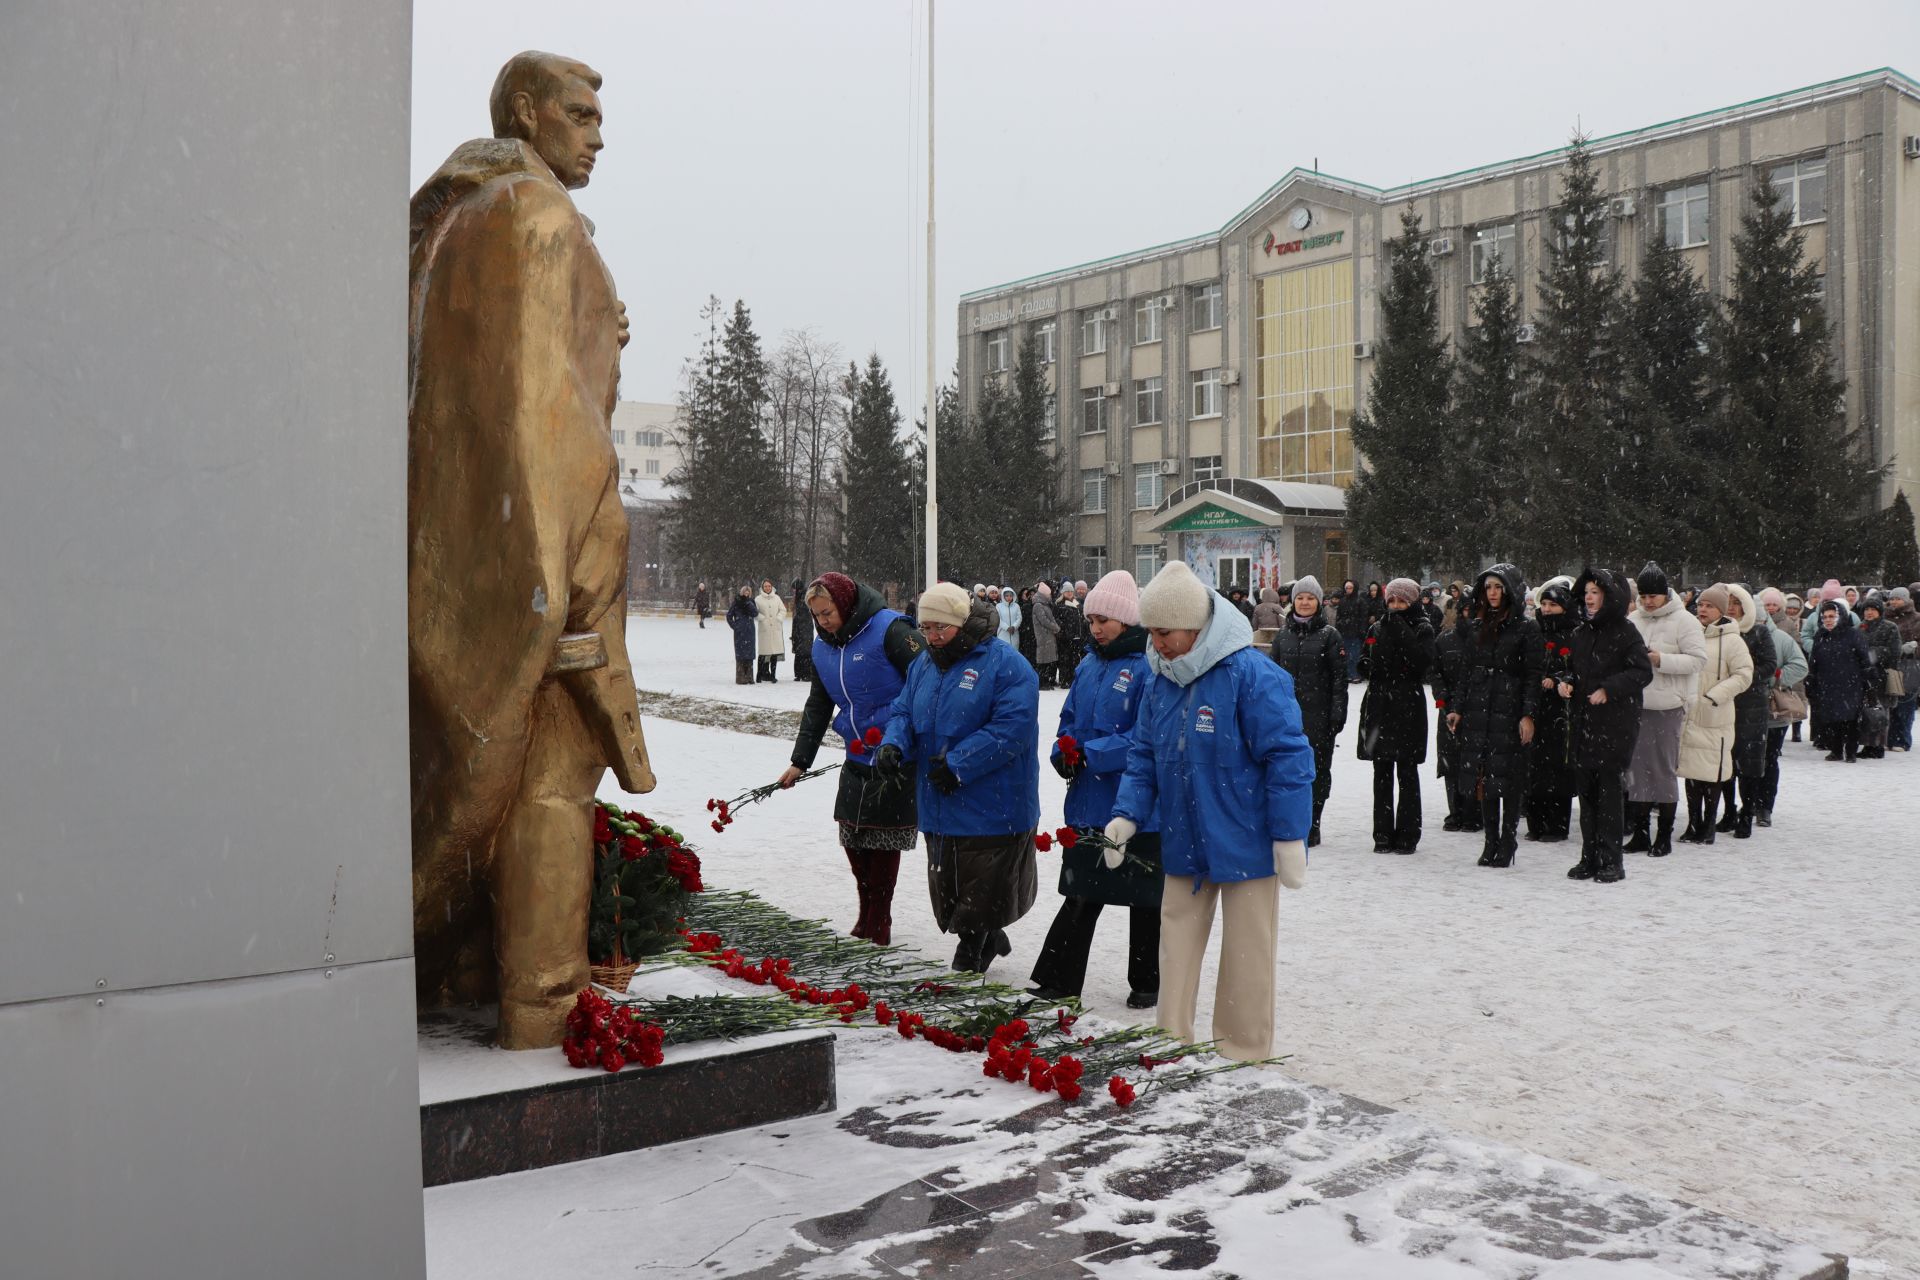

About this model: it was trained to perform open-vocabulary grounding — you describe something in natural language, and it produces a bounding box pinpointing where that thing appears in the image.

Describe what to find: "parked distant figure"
[1032,582,1060,688]
[725,585,756,685]
[754,578,789,683]
[694,581,711,629]
[789,580,815,682]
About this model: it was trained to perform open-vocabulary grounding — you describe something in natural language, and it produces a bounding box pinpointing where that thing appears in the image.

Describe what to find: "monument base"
[418,1003,835,1187]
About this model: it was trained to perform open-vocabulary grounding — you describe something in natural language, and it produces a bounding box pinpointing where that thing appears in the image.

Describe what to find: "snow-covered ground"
[605,614,1919,1274]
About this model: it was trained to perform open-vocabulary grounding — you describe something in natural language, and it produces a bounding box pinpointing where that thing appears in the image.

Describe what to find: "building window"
[645,458,660,475]
[1134,542,1166,583]
[1192,454,1224,482]
[1081,468,1108,513]
[985,329,1010,373]
[1081,545,1108,581]
[1189,281,1223,331]
[1042,393,1057,441]
[1081,309,1108,355]
[1657,182,1710,249]
[1469,224,1515,285]
[1081,386,1109,434]
[1254,259,1356,487]
[1190,368,1221,418]
[612,428,626,444]
[1133,297,1163,344]
[1133,462,1165,510]
[1769,156,1827,225]
[1134,376,1164,426]
[1034,320,1057,364]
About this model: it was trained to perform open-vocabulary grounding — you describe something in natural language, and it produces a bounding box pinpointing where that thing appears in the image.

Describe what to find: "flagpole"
[922,0,939,593]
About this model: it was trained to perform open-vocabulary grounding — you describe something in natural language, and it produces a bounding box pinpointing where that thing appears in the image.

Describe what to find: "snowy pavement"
[577,615,1918,1274]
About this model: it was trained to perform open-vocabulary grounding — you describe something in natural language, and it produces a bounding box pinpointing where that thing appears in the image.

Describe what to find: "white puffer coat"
[1632,594,1707,712]
[754,589,789,658]
[1678,615,1754,782]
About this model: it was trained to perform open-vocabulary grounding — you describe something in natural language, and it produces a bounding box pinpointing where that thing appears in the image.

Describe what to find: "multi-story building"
[611,400,687,601]
[958,68,1920,593]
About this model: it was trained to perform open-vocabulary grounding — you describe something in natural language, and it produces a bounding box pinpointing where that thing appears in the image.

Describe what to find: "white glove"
[1102,817,1137,870]
[1274,839,1307,890]
[1904,640,1917,656]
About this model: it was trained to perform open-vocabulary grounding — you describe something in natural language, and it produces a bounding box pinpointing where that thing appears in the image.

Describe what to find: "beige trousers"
[1156,873,1278,1062]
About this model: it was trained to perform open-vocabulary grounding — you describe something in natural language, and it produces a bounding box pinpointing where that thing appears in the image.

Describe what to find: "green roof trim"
[961,67,1917,302]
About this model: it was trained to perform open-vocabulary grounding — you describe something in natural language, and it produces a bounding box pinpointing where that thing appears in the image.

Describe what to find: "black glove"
[1051,752,1083,781]
[874,744,905,781]
[928,756,962,795]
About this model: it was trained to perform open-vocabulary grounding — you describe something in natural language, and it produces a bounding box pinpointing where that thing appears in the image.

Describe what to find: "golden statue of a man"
[408,51,655,1049]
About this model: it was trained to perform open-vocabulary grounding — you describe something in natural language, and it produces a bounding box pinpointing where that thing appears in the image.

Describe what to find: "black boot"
[1715,780,1737,832]
[1594,842,1625,883]
[1623,802,1651,852]
[1678,787,1706,843]
[1650,804,1676,857]
[1567,844,1597,880]
[1697,786,1718,845]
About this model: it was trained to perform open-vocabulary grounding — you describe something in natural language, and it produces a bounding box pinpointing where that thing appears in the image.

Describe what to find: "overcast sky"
[412,0,1914,416]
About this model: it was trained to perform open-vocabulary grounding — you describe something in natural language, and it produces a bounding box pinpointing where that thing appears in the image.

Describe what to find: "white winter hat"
[1138,562,1212,631]
[1291,575,1324,602]
[920,582,973,628]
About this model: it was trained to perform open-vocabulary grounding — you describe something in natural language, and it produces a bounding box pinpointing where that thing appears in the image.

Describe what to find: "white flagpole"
[922,0,939,593]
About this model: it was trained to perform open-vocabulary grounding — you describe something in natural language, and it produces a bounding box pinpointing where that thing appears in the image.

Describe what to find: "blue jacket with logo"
[1055,629,1157,832]
[882,633,1040,837]
[811,603,911,758]
[1113,596,1316,884]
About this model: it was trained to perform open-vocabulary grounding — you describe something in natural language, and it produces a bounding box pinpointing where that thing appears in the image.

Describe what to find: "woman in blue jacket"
[877,583,1041,973]
[1107,562,1315,1061]
[779,572,925,946]
[1028,571,1160,1009]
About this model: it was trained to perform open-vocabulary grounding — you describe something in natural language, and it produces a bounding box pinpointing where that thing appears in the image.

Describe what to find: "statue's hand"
[616,300,630,349]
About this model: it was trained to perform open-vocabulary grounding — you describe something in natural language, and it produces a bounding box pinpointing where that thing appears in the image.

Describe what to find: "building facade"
[611,400,688,601]
[958,68,1920,592]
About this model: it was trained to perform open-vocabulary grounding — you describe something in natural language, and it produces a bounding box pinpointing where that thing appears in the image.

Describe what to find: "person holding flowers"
[1106,561,1315,1061]
[876,582,1041,973]
[780,572,925,945]
[1027,570,1161,1009]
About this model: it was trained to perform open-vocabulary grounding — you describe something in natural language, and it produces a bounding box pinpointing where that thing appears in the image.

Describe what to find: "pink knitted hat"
[1082,570,1141,626]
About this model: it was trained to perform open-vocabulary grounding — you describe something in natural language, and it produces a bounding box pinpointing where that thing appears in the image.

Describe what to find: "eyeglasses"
[918,622,957,637]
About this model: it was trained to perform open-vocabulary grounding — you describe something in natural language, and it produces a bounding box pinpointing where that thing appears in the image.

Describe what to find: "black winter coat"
[1808,610,1872,724]
[725,593,757,662]
[1528,609,1579,796]
[1270,609,1349,746]
[1563,569,1652,772]
[1431,612,1474,779]
[1454,565,1545,780]
[790,593,817,680]
[1357,607,1434,763]
[1731,622,1773,775]
[1335,592,1368,644]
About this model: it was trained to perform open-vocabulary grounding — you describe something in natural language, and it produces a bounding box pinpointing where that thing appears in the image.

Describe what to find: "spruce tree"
[1621,231,1719,568]
[1717,175,1878,581]
[1521,135,1631,573]
[665,299,788,590]
[1449,260,1523,573]
[1876,490,1919,585]
[836,354,914,590]
[1004,335,1068,583]
[1347,205,1452,574]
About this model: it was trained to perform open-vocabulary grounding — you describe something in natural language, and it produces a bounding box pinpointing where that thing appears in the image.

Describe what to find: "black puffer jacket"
[1564,568,1653,772]
[1430,611,1474,777]
[1731,611,1774,776]
[1357,606,1434,763]
[1454,564,1545,779]
[1528,607,1578,796]
[1270,608,1349,746]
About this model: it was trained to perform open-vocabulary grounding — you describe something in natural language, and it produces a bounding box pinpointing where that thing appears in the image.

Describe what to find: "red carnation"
[864,726,885,746]
[1107,1075,1136,1107]
[711,820,725,833]
[847,739,869,756]
[1365,636,1376,646]
[1057,1081,1083,1103]
[1056,827,1080,849]
[705,798,717,812]
[1559,646,1572,657]
[1034,832,1053,852]
[592,809,614,843]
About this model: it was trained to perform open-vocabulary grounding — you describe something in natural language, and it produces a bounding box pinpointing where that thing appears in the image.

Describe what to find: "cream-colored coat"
[1678,616,1754,782]
[1631,594,1708,711]
[755,589,789,657]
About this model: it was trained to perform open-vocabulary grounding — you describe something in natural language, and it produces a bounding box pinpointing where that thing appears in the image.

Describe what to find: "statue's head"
[489,51,603,190]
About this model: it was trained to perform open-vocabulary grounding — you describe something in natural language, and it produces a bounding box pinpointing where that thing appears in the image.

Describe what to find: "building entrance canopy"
[1146,477,1345,534]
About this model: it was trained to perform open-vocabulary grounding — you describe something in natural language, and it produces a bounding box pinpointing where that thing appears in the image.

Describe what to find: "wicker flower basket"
[590,961,640,994]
